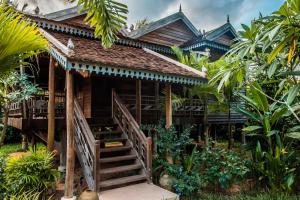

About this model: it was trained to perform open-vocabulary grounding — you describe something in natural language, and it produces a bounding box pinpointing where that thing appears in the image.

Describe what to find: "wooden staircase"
[91,122,147,190]
[73,90,152,192]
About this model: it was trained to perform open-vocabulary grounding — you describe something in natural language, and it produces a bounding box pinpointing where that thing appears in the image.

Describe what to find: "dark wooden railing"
[112,90,152,182]
[119,94,246,123]
[74,99,100,191]
[8,92,65,118]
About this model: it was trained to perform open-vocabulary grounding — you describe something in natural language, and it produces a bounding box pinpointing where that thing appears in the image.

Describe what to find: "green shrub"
[5,149,59,195]
[199,147,250,189]
[5,190,53,200]
[0,156,7,199]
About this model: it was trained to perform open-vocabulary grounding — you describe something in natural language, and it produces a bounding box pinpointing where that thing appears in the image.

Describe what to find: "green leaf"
[288,125,300,132]
[286,132,300,139]
[235,107,260,122]
[242,126,262,133]
[263,116,271,134]
[267,130,279,137]
[268,34,293,64]
[278,71,300,76]
[271,107,288,125]
[268,23,282,41]
[267,62,277,78]
[286,84,300,105]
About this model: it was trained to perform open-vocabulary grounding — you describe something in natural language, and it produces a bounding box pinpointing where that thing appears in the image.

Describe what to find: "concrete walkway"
[99,183,179,200]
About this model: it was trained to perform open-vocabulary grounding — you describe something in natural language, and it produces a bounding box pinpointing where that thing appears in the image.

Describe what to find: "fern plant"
[5,150,59,196]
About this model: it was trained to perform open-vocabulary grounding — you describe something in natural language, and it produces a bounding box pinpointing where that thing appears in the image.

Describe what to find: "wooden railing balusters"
[112,90,152,183]
[74,99,101,192]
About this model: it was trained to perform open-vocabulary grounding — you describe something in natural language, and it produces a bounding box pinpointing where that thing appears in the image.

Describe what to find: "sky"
[121,0,285,31]
[16,0,285,32]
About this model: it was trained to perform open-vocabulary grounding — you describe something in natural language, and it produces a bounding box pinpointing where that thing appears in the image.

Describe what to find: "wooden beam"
[64,71,75,199]
[165,84,172,128]
[47,56,55,151]
[136,80,142,125]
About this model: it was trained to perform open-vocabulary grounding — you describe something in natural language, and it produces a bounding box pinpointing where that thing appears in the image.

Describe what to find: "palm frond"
[0,5,48,73]
[77,0,128,48]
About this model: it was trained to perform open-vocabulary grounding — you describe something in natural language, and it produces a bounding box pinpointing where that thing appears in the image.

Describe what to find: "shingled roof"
[42,28,206,85]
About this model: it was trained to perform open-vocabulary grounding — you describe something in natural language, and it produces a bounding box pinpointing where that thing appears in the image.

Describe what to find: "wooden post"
[136,80,142,125]
[47,56,55,151]
[64,71,75,199]
[146,137,152,183]
[165,84,172,128]
[154,82,160,120]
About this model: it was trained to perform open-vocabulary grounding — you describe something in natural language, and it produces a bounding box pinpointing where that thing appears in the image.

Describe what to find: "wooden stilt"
[136,80,142,125]
[47,56,55,151]
[165,84,172,128]
[64,71,75,199]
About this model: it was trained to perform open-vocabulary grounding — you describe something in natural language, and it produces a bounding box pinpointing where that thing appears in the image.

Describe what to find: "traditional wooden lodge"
[8,5,243,199]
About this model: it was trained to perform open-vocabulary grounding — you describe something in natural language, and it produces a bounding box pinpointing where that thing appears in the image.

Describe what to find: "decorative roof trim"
[183,40,230,52]
[143,48,206,78]
[49,48,205,85]
[129,12,200,39]
[36,18,174,54]
[206,23,238,41]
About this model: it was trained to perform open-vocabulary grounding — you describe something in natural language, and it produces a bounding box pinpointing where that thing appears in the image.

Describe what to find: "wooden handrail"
[112,90,152,182]
[74,98,100,191]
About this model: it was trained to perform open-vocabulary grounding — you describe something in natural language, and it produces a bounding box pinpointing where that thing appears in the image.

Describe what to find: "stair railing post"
[94,141,100,192]
[146,137,152,182]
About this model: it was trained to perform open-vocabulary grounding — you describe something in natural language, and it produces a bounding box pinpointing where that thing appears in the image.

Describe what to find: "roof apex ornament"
[227,14,230,23]
[67,38,75,50]
[179,4,182,12]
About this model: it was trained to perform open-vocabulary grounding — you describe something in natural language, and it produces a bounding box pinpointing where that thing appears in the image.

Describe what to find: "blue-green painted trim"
[38,19,229,54]
[37,20,173,54]
[183,40,230,52]
[50,48,68,68]
[49,48,205,85]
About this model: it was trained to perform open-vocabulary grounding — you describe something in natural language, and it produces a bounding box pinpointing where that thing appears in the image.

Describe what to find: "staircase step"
[100,164,142,175]
[95,130,122,135]
[100,174,147,188]
[100,155,137,164]
[101,138,127,143]
[100,146,131,153]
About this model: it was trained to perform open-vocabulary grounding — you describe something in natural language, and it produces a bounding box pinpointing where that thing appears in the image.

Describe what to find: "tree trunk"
[227,102,233,149]
[0,106,9,148]
[203,101,209,146]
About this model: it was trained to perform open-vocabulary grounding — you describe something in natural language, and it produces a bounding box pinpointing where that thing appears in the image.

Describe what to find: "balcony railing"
[8,92,65,119]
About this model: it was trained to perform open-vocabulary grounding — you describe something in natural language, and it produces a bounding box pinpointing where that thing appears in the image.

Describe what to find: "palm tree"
[0,4,48,73]
[75,0,128,48]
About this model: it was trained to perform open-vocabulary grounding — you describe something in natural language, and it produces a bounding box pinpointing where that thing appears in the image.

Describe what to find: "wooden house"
[7,5,244,199]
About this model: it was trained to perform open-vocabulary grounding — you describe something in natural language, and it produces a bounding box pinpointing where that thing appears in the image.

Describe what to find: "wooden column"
[64,71,75,199]
[47,56,55,151]
[165,84,172,128]
[136,80,142,125]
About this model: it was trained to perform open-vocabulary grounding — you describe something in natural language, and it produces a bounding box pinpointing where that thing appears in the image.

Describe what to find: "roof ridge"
[143,48,206,79]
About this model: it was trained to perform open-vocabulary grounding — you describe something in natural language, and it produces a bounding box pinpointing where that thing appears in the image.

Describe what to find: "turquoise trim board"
[38,19,227,55]
[37,20,173,54]
[183,40,230,52]
[50,48,205,85]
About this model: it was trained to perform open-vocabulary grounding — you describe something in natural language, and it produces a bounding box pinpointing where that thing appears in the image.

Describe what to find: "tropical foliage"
[0,4,48,73]
[74,0,128,48]
[199,147,250,189]
[4,150,59,196]
[0,72,38,147]
[207,0,300,192]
